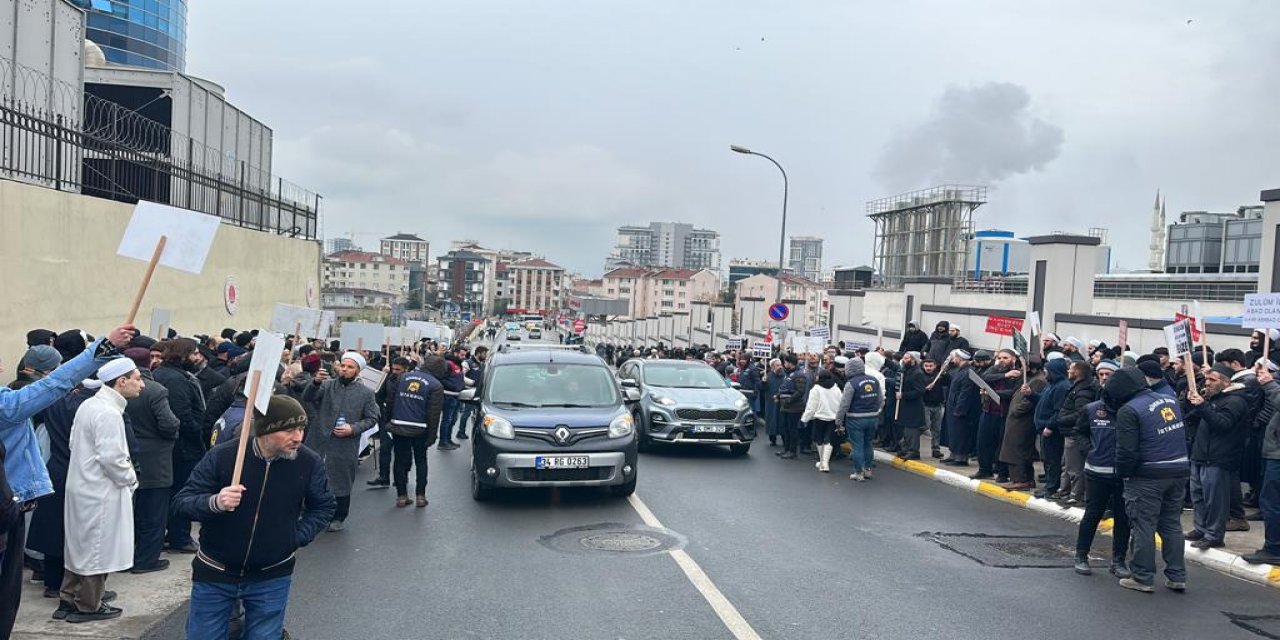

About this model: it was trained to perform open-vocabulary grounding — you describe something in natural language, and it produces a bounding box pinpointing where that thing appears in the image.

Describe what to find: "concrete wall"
[0,180,321,358]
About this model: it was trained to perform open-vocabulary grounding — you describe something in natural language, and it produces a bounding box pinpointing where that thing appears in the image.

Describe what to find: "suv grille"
[509,468,610,482]
[676,408,738,421]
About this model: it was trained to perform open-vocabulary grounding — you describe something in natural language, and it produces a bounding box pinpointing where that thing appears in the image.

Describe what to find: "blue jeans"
[440,396,459,444]
[1260,458,1280,555]
[1123,476,1187,586]
[187,576,292,640]
[1190,462,1231,543]
[846,416,877,474]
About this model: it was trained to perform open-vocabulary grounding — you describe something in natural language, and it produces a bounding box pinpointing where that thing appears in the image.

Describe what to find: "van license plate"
[536,456,590,469]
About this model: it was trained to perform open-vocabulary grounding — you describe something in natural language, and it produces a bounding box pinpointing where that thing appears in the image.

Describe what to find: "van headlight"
[650,394,677,407]
[608,414,634,438]
[483,415,515,440]
[734,397,749,410]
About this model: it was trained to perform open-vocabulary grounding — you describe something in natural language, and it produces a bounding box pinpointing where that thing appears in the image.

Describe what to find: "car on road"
[528,327,542,340]
[617,359,756,455]
[506,329,521,341]
[462,345,640,500]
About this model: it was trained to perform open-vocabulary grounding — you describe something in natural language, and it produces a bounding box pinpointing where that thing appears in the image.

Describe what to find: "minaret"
[1148,190,1166,272]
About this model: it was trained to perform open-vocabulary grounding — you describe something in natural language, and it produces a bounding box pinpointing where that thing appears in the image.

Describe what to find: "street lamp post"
[730,145,789,307]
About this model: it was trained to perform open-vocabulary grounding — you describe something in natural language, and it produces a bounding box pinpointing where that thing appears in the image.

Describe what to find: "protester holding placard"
[303,352,380,532]
[1184,365,1251,550]
[940,350,980,467]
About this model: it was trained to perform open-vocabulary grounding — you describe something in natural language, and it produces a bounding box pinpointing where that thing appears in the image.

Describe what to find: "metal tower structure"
[867,185,987,288]
[1148,190,1166,272]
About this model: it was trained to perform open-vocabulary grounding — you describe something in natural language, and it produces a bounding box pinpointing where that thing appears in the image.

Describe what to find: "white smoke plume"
[873,82,1064,191]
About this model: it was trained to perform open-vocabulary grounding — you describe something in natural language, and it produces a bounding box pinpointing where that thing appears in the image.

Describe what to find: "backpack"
[211,398,248,446]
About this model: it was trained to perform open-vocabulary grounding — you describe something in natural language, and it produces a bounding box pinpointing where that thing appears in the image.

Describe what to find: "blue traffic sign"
[767,303,790,321]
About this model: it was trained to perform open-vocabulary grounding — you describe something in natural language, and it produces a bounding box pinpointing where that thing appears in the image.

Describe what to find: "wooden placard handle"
[126,236,167,324]
[230,370,263,490]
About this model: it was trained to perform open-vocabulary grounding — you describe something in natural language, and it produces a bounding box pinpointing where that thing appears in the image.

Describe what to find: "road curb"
[873,450,1280,591]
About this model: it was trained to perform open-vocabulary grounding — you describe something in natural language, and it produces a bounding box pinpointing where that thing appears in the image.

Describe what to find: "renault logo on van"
[553,426,571,445]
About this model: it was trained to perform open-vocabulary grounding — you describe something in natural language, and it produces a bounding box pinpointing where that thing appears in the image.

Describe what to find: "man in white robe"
[59,358,143,623]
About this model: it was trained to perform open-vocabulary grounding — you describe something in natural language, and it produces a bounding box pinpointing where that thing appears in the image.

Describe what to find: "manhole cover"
[1226,613,1280,639]
[580,532,663,553]
[539,523,685,557]
[918,532,1076,569]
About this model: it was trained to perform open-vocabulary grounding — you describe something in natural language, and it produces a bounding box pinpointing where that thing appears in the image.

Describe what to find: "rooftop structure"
[867,185,988,288]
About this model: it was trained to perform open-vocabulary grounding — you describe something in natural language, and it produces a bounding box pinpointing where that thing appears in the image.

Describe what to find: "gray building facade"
[788,236,823,281]
[1165,207,1262,274]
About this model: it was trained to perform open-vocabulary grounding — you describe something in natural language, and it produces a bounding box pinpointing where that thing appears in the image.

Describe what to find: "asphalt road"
[149,333,1280,639]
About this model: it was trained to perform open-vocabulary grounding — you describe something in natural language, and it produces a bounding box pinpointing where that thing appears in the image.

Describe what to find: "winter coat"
[779,369,810,414]
[26,386,94,557]
[1034,360,1071,434]
[800,381,843,423]
[926,324,953,365]
[979,365,1019,416]
[1056,375,1100,439]
[65,385,137,575]
[152,362,207,463]
[194,365,228,402]
[944,364,981,419]
[896,362,927,428]
[124,369,180,489]
[1187,382,1250,470]
[1000,372,1046,466]
[302,376,380,497]
[898,328,929,355]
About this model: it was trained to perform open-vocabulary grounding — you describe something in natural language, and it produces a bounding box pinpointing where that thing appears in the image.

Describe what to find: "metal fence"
[0,58,320,239]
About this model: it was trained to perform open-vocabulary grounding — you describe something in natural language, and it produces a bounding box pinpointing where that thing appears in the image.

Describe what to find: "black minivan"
[461,345,640,501]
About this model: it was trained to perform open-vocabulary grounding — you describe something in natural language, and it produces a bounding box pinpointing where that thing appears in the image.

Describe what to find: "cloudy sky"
[187,1,1279,277]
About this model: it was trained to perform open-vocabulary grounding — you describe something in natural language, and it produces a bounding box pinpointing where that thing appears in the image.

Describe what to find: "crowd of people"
[1,323,484,638]
[598,319,1280,593]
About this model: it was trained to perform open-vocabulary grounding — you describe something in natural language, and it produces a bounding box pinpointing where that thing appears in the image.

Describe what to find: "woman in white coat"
[801,369,845,473]
[60,358,142,623]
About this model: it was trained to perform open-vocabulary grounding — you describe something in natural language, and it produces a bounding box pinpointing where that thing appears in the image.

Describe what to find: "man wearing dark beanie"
[1136,355,1176,398]
[173,395,335,640]
[1184,364,1250,550]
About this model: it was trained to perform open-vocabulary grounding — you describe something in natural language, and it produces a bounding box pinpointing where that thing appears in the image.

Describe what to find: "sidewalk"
[872,434,1280,591]
[12,551,192,639]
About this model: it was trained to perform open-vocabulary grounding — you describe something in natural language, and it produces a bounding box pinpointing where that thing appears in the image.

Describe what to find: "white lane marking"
[627,494,763,640]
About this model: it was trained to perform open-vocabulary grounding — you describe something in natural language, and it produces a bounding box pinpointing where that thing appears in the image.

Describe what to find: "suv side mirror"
[620,378,638,388]
[459,388,477,403]
[624,388,642,403]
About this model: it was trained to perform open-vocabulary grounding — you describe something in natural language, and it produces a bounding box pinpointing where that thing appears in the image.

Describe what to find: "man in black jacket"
[926,322,953,366]
[1184,364,1251,550]
[896,352,927,460]
[151,338,207,554]
[121,348,180,574]
[1057,361,1100,505]
[898,323,929,355]
[776,355,809,460]
[173,395,334,640]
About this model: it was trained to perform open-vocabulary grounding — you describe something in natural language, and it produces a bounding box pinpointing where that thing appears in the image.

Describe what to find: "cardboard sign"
[724,337,744,351]
[984,315,1024,337]
[357,366,387,392]
[1012,331,1029,357]
[967,368,1001,403]
[1172,313,1201,342]
[1244,293,1280,330]
[1027,311,1041,337]
[751,340,772,359]
[1163,319,1194,357]
[406,320,439,341]
[1117,320,1129,349]
[148,308,173,340]
[269,303,329,338]
[808,325,831,339]
[844,339,874,351]
[242,330,285,413]
[791,336,825,355]
[340,322,385,351]
[383,326,405,345]
[117,201,220,274]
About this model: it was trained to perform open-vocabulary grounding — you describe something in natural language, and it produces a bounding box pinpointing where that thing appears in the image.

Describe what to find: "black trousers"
[375,429,394,481]
[393,434,430,496]
[134,487,171,569]
[1041,433,1065,493]
[167,456,199,548]
[43,554,65,593]
[0,515,27,637]
[781,412,800,453]
[334,496,351,522]
[1077,475,1131,559]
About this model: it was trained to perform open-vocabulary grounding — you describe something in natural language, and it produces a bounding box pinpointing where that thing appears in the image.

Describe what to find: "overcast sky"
[186,1,1279,277]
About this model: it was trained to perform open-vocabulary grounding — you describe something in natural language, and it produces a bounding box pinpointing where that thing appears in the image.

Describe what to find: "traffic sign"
[767,303,789,322]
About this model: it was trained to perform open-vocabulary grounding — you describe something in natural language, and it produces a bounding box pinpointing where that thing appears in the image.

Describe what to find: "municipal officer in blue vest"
[1073,366,1135,579]
[1115,366,1190,593]
[387,358,445,508]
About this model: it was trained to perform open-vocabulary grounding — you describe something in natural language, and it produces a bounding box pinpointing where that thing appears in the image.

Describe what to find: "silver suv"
[617,359,756,456]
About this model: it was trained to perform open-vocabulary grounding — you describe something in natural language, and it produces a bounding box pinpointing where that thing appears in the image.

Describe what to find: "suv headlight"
[734,397,749,410]
[483,415,515,440]
[608,414,634,438]
[650,394,677,407]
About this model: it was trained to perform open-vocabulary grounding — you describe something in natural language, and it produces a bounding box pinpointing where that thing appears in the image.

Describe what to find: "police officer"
[1115,366,1189,593]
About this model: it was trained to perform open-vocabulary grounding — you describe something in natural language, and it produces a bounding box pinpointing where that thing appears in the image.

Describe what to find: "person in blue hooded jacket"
[1073,367,1137,579]
[1033,357,1072,499]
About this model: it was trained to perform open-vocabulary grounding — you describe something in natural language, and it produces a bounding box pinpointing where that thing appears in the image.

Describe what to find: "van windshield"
[488,363,619,408]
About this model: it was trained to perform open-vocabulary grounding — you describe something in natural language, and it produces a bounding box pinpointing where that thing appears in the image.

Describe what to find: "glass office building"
[73,0,187,72]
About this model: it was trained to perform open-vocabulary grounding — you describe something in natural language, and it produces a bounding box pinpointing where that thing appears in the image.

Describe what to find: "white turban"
[341,351,367,370]
[97,357,137,383]
[1063,337,1084,351]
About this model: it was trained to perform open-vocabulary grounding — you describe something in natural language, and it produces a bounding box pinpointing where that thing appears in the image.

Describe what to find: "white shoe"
[849,472,865,482]
[819,444,832,472]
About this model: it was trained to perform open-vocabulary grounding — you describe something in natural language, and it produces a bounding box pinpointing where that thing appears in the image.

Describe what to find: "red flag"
[764,328,773,344]
[1174,313,1202,342]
